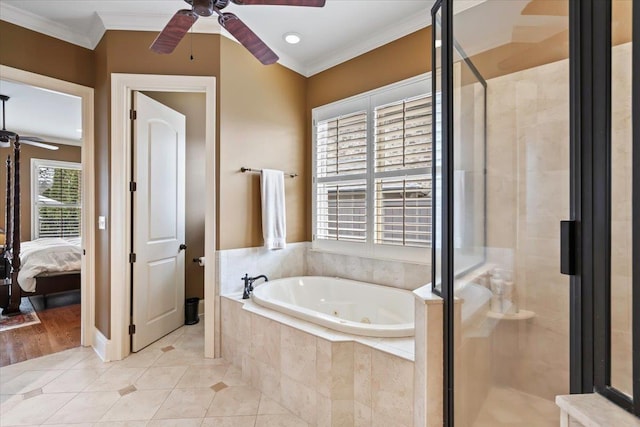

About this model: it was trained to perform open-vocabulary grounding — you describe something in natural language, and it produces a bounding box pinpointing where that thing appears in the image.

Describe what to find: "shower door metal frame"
[579,0,640,416]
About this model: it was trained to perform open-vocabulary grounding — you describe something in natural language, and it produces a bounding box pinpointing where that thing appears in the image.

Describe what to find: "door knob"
[179,244,187,251]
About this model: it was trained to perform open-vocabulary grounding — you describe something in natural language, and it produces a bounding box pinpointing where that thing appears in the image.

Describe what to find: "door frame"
[110,73,216,360]
[0,64,96,348]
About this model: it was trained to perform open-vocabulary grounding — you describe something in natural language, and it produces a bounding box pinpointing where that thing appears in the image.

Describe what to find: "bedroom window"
[31,159,82,239]
[312,74,432,262]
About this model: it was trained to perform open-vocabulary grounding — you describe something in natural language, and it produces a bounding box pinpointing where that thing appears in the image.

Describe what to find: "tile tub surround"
[216,243,431,297]
[306,250,431,291]
[0,320,309,427]
[217,242,309,296]
[221,296,416,427]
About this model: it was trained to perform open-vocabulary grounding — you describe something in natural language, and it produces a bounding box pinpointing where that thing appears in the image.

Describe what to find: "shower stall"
[432,0,638,425]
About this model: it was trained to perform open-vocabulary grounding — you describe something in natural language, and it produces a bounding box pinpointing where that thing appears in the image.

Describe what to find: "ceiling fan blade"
[150,9,199,54]
[219,13,279,65]
[231,0,325,6]
[20,137,59,151]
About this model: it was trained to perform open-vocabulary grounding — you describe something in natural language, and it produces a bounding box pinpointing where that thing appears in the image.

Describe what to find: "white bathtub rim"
[223,295,415,362]
[250,276,415,338]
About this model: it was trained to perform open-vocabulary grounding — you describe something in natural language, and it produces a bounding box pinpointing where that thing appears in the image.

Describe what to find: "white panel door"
[132,92,186,352]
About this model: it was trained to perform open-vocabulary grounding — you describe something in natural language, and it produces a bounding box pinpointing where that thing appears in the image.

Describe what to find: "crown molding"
[0,2,96,49]
[1,3,437,78]
[304,8,430,76]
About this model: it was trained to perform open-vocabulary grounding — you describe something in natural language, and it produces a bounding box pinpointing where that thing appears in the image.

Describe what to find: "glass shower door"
[447,1,571,425]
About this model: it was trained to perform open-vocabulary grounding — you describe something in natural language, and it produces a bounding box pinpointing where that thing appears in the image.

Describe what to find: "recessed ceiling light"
[284,32,301,45]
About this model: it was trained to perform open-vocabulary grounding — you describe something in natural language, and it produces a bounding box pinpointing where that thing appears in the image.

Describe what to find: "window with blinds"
[374,95,432,248]
[32,160,82,239]
[312,74,431,260]
[316,111,367,178]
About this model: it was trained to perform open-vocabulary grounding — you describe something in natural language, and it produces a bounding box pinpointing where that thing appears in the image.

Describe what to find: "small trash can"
[185,297,200,325]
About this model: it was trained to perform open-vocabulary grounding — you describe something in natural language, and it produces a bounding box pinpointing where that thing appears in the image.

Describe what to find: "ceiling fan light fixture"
[284,32,301,44]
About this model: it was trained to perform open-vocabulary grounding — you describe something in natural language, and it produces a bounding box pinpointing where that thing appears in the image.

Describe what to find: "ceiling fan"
[0,95,59,151]
[150,0,326,65]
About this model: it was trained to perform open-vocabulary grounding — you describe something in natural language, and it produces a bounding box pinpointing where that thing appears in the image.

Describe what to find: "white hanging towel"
[261,169,287,250]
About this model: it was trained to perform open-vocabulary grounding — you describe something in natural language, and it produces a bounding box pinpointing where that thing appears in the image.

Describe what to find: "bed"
[1,137,82,315]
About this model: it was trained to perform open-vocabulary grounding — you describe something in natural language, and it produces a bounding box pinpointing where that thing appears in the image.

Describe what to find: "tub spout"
[242,274,269,299]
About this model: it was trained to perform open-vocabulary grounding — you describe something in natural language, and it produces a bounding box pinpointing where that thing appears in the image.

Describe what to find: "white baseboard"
[92,327,114,362]
[198,299,205,316]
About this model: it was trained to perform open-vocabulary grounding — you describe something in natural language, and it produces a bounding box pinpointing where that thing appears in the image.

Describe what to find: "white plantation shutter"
[33,160,82,238]
[316,181,367,242]
[313,74,431,259]
[374,95,432,248]
[316,111,367,178]
[315,111,368,243]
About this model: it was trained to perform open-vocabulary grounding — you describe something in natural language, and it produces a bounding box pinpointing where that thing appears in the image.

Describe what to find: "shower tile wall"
[610,42,633,395]
[485,55,571,401]
[482,42,633,404]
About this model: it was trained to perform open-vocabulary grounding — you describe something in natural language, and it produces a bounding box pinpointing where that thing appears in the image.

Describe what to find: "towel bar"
[240,167,298,178]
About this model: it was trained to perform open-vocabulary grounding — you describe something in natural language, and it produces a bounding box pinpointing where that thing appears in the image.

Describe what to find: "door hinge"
[129,181,137,192]
[130,109,137,120]
[129,324,136,335]
[129,253,136,263]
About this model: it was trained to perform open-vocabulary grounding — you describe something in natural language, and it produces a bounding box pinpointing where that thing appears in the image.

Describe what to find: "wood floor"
[0,301,81,367]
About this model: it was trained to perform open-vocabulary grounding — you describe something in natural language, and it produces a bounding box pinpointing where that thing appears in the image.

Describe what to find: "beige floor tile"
[41,367,107,393]
[0,369,64,395]
[147,418,204,427]
[84,367,146,392]
[134,366,188,390]
[93,421,147,426]
[13,348,92,371]
[100,389,171,422]
[223,365,247,386]
[0,392,76,426]
[201,416,257,427]
[152,349,206,367]
[44,423,93,427]
[175,365,229,389]
[154,387,216,419]
[258,395,289,415]
[255,413,309,427]
[43,391,120,424]
[207,385,261,417]
[116,349,164,368]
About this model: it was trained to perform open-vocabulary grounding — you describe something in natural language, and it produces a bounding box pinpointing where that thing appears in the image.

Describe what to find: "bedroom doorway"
[110,74,216,361]
[0,65,95,365]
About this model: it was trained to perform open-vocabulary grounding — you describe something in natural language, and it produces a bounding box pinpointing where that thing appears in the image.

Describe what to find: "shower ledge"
[556,394,640,427]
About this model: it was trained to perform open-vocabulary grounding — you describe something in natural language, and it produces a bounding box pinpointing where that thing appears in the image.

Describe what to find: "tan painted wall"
[219,37,307,249]
[142,91,206,300]
[0,21,95,88]
[92,30,221,337]
[0,144,82,243]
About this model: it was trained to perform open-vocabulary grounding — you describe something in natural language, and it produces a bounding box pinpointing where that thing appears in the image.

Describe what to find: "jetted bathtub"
[251,276,414,338]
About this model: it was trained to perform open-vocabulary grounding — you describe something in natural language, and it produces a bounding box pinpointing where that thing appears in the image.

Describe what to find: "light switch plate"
[98,216,106,230]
